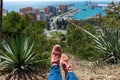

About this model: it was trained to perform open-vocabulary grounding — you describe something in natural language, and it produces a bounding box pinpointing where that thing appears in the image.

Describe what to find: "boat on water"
[82,9,87,11]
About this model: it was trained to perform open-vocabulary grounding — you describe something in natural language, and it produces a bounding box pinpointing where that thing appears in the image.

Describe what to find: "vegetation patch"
[50,31,63,38]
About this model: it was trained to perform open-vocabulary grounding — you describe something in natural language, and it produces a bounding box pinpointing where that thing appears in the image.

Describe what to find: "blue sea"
[3,1,110,20]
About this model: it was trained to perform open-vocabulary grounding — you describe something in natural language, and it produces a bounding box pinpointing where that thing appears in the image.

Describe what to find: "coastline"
[59,8,80,20]
[3,1,108,20]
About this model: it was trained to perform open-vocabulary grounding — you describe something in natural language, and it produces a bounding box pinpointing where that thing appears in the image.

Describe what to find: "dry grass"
[1,54,120,80]
[71,60,120,80]
[68,54,120,80]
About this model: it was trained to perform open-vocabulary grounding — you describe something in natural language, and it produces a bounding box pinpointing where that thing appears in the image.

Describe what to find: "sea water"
[3,1,109,20]
[71,1,107,20]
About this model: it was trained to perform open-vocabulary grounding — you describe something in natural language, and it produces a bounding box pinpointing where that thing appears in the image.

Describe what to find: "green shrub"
[69,22,120,64]
[94,28,120,64]
[0,35,48,80]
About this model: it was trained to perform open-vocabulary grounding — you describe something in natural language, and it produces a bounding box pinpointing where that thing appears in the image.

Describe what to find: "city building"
[44,8,50,14]
[19,7,38,21]
[48,6,57,16]
[18,12,24,16]
[27,11,37,22]
[59,5,68,13]
[3,9,8,16]
[18,4,69,22]
[39,10,46,21]
[36,9,46,21]
[19,7,33,13]
[19,7,47,21]
[45,14,50,21]
[44,6,57,16]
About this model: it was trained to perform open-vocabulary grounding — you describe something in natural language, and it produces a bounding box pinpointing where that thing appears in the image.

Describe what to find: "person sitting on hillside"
[48,45,78,80]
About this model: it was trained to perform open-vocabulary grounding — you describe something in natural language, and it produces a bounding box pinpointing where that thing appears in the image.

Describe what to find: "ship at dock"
[85,1,108,9]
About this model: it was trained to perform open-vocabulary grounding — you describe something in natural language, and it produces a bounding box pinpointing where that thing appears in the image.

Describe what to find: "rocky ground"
[71,60,120,80]
[1,54,120,80]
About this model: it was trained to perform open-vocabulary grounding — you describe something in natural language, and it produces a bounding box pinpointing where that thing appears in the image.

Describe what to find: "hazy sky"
[3,0,120,2]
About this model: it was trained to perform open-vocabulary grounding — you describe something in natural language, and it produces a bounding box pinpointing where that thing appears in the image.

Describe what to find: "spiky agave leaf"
[70,21,99,41]
[0,36,42,80]
[70,21,120,64]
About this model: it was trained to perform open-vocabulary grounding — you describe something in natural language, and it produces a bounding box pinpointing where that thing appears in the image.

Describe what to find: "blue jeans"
[48,65,78,80]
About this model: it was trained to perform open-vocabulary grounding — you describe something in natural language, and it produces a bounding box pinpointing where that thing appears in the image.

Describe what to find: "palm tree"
[0,0,3,37]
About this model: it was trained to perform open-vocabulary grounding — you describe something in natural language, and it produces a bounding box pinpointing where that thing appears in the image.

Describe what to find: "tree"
[100,1,120,28]
[55,18,67,30]
[46,19,50,30]
[2,11,21,35]
[66,22,97,60]
[0,0,3,36]
[2,12,35,36]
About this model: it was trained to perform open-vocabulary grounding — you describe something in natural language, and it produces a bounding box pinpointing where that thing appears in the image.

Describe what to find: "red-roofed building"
[59,5,68,13]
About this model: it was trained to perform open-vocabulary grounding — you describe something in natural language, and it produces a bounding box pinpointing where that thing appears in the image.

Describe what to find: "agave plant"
[0,36,42,80]
[94,29,120,64]
[70,21,120,64]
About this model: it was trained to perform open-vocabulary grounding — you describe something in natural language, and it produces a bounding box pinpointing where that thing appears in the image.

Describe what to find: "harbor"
[3,1,108,20]
[85,1,108,10]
